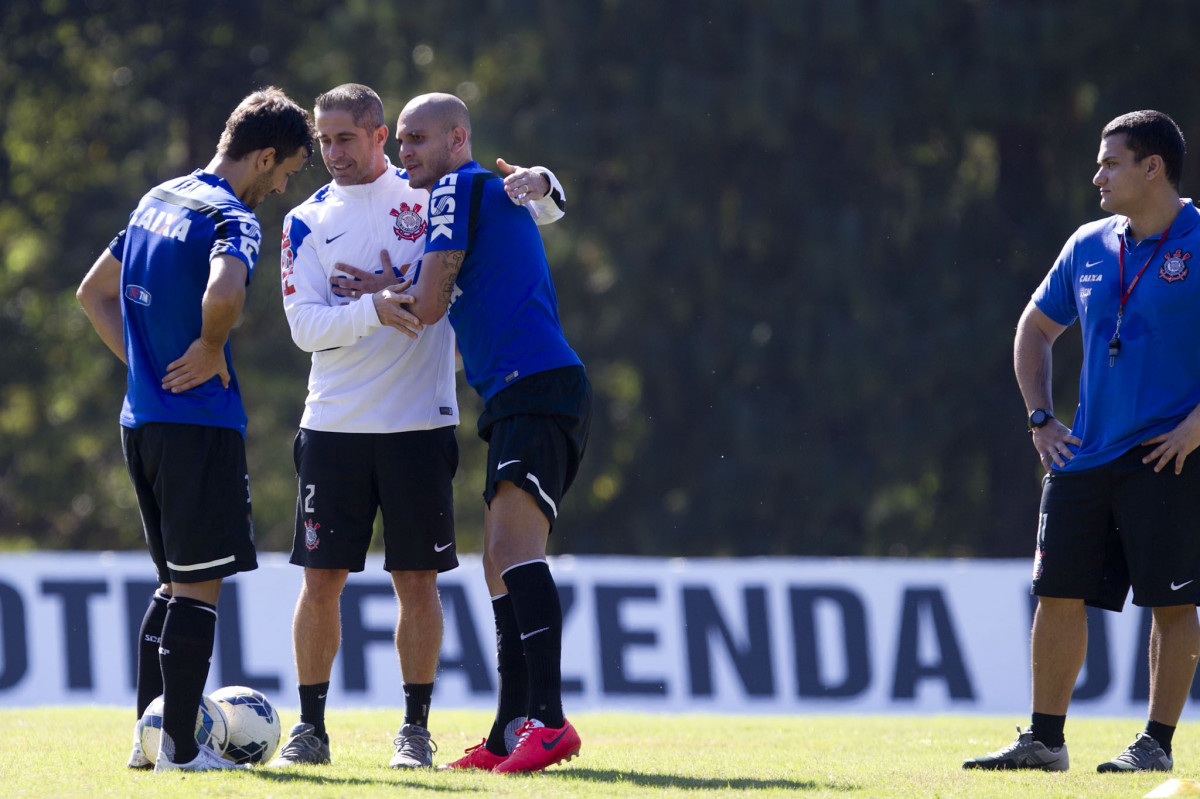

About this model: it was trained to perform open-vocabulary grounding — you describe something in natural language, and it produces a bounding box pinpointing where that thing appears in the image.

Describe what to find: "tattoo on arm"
[438,250,464,308]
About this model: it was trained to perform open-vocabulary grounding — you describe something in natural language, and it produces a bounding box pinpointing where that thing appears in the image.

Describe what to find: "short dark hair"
[1102,110,1187,188]
[217,86,315,162]
[315,83,386,132]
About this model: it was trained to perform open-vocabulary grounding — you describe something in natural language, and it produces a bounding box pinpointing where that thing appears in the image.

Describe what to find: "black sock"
[298,682,330,739]
[159,596,217,764]
[135,589,170,718]
[1031,711,1066,749]
[485,594,528,756]
[503,561,564,729]
[1147,720,1176,756]
[403,682,433,728]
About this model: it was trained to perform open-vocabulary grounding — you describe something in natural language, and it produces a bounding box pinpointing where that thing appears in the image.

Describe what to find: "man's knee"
[301,568,349,604]
[391,569,438,604]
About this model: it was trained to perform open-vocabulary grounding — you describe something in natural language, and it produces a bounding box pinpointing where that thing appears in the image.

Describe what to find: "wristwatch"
[1028,409,1054,430]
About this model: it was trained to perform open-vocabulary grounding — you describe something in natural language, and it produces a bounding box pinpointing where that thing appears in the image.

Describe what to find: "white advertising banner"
[0,552,1186,716]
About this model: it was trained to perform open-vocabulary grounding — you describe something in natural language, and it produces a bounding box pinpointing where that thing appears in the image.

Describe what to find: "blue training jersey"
[420,161,581,401]
[109,169,261,435]
[1033,200,1200,471]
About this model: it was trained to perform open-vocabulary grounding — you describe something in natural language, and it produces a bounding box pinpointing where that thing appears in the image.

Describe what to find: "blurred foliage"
[4,0,1200,558]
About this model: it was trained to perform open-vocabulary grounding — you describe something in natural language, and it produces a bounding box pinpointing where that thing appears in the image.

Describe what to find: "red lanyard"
[1109,219,1173,367]
[1117,218,1173,312]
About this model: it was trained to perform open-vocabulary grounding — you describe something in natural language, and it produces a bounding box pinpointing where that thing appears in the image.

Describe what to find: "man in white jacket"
[269,83,565,769]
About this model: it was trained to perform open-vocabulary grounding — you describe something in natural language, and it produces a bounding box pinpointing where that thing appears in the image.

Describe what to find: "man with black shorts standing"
[964,110,1200,774]
[269,83,567,769]
[389,92,590,774]
[76,87,314,772]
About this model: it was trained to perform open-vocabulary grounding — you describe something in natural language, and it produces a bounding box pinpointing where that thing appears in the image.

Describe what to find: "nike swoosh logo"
[317,693,327,699]
[497,459,521,470]
[520,626,550,641]
[433,541,454,553]
[325,232,347,244]
[1084,260,1103,268]
[1171,580,1195,591]
[541,727,570,751]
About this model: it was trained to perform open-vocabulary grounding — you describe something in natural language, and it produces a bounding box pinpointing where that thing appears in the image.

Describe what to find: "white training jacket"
[280,158,565,434]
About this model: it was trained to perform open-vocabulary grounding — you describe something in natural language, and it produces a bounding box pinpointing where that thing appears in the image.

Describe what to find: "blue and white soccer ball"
[211,685,282,765]
[137,694,229,762]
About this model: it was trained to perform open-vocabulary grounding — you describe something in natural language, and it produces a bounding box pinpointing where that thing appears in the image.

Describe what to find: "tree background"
[3,0,1198,559]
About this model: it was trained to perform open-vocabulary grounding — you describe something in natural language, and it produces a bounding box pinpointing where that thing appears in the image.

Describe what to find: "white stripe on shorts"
[525,472,558,518]
[167,554,236,572]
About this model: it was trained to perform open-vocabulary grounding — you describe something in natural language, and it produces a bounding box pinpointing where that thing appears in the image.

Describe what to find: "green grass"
[0,708,1192,797]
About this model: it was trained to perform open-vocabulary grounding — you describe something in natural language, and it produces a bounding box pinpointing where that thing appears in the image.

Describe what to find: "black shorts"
[478,366,592,529]
[121,423,258,585]
[290,426,458,573]
[1032,444,1200,609]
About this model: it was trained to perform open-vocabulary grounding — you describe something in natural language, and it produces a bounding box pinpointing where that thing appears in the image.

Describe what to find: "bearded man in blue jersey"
[77,87,314,772]
[965,110,1200,774]
[389,93,590,774]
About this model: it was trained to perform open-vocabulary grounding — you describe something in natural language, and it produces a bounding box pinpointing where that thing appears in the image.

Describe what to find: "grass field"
[0,708,1194,798]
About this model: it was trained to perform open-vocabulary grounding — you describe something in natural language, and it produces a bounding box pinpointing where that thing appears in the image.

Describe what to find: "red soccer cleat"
[493,719,581,774]
[438,739,506,771]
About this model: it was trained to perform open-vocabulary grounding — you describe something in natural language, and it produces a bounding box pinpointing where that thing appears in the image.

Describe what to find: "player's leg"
[273,428,376,767]
[120,426,169,768]
[293,567,350,736]
[1099,450,1200,772]
[388,569,441,767]
[964,463,1116,772]
[151,424,257,771]
[378,427,458,768]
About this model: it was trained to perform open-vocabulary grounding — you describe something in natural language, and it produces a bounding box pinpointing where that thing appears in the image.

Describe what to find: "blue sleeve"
[1032,233,1080,326]
[425,170,476,253]
[210,204,262,281]
[108,230,126,261]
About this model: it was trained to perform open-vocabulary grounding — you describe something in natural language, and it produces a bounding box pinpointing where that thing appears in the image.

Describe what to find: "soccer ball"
[211,685,282,765]
[137,694,229,762]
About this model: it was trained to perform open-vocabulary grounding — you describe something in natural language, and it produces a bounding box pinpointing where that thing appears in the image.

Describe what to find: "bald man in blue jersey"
[389,93,590,774]
[77,87,314,772]
[965,110,1200,774]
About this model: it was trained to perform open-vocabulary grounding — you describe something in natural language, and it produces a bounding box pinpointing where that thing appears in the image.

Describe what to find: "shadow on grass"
[246,770,484,792]
[246,767,851,793]
[527,767,849,792]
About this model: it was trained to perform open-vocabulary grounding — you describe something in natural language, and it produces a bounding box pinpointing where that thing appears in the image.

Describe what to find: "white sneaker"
[127,722,152,769]
[155,742,249,772]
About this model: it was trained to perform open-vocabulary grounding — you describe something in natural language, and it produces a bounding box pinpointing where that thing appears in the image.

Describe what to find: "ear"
[256,147,278,172]
[450,126,468,154]
[1144,153,1164,181]
[374,125,389,149]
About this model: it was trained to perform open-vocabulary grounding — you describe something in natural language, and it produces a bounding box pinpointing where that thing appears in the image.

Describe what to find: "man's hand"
[332,250,410,299]
[1032,421,1081,471]
[497,158,549,205]
[1142,414,1200,474]
[163,338,229,393]
[373,282,423,338]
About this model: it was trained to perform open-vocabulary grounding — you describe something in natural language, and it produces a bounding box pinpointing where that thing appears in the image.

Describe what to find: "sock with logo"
[403,682,433,729]
[502,560,565,729]
[485,594,528,756]
[159,596,218,764]
[135,589,171,718]
[1146,720,1175,756]
[1030,711,1066,749]
[298,682,330,740]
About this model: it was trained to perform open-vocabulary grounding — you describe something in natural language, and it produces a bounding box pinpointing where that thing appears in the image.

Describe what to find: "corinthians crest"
[390,202,426,241]
[1160,248,1191,283]
[304,519,320,551]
